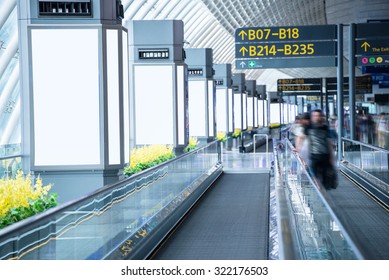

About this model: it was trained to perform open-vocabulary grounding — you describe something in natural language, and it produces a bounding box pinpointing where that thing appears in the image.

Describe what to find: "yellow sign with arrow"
[356,40,389,55]
[360,41,371,52]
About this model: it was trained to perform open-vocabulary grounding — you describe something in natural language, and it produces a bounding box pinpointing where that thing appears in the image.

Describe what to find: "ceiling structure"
[0,0,388,145]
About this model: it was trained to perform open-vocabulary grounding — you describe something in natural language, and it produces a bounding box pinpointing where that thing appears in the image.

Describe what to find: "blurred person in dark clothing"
[294,112,311,166]
[304,109,336,189]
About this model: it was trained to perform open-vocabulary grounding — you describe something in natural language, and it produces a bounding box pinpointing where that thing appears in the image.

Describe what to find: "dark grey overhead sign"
[355,22,389,39]
[235,25,337,69]
[326,76,372,93]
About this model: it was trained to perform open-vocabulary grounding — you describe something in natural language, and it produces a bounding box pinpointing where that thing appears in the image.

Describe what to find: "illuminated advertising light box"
[176,65,187,146]
[282,103,289,124]
[134,65,174,144]
[208,80,216,137]
[30,27,127,169]
[258,99,264,126]
[128,20,188,150]
[264,100,268,126]
[289,104,298,123]
[188,80,207,137]
[234,93,242,129]
[31,29,101,166]
[270,103,281,124]
[228,88,234,133]
[214,63,233,135]
[216,88,228,133]
[242,92,248,130]
[186,48,215,140]
[254,96,258,128]
[247,95,254,129]
[19,0,128,202]
[122,30,130,164]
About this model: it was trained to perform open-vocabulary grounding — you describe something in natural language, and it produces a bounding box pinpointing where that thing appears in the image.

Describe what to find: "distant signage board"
[278,78,321,85]
[326,76,372,93]
[277,78,322,96]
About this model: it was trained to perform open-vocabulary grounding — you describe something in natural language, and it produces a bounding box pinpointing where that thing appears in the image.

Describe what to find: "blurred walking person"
[294,112,311,167]
[304,109,337,189]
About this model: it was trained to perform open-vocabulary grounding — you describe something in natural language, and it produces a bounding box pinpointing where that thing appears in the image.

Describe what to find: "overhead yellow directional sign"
[237,27,300,41]
[356,39,389,55]
[235,25,337,43]
[235,41,336,58]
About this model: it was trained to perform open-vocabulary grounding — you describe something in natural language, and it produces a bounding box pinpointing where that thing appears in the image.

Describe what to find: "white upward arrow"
[240,61,246,68]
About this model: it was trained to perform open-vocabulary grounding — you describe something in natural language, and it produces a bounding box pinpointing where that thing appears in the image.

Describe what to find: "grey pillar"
[128,20,189,151]
[246,80,256,129]
[349,23,356,140]
[320,79,324,110]
[186,48,215,143]
[324,78,329,119]
[337,24,344,163]
[18,0,127,203]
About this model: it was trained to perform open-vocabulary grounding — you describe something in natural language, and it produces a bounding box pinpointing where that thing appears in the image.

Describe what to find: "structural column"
[337,24,344,163]
[349,23,356,140]
[186,48,216,143]
[18,0,128,202]
[127,20,189,152]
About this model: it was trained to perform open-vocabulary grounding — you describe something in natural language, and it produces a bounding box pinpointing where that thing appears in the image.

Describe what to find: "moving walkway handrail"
[272,140,301,259]
[341,137,389,155]
[276,139,364,259]
[340,137,389,205]
[286,140,364,260]
[0,140,221,243]
[0,154,22,160]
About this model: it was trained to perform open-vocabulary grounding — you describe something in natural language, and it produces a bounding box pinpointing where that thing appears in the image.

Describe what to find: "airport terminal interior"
[0,0,388,260]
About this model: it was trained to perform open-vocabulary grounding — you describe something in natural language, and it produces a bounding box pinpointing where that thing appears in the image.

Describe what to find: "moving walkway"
[1,136,387,260]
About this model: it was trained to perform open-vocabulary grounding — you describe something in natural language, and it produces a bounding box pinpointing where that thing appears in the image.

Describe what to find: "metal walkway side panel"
[152,173,270,260]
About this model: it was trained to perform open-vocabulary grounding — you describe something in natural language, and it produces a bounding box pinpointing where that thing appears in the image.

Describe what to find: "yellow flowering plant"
[124,144,175,176]
[0,171,57,229]
[269,123,281,129]
[184,136,199,152]
[232,129,241,138]
[216,132,227,143]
